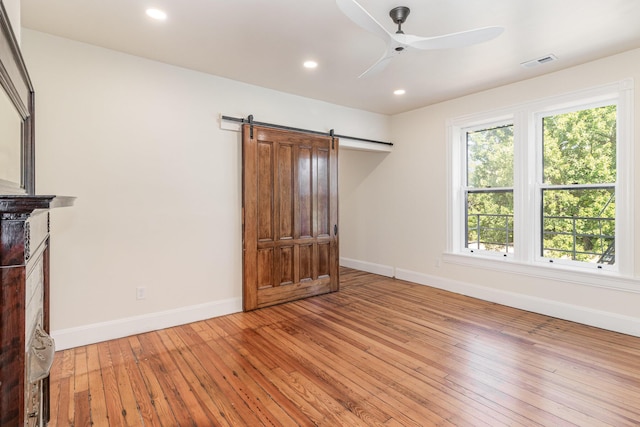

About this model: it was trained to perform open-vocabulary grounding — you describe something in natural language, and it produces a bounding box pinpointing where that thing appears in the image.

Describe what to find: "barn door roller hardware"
[221,114,393,147]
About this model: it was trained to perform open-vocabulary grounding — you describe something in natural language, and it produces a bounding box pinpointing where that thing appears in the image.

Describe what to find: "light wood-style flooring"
[49,268,640,426]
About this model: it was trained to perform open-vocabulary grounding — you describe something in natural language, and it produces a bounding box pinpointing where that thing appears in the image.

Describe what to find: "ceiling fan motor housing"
[389,6,410,24]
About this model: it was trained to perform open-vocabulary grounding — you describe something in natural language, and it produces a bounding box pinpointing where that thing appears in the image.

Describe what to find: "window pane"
[543,105,616,185]
[466,191,513,253]
[467,125,513,188]
[542,188,615,264]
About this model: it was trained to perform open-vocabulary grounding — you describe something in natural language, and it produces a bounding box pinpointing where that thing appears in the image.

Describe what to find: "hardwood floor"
[49,268,640,426]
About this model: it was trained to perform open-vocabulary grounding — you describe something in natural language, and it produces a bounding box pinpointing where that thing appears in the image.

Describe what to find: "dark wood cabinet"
[0,196,73,426]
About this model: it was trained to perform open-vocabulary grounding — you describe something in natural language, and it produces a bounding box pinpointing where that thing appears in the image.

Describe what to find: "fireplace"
[23,241,55,425]
[25,319,55,426]
[0,207,62,426]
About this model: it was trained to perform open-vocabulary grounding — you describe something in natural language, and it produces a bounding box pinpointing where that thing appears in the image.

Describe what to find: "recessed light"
[393,89,406,95]
[146,8,167,21]
[303,60,318,69]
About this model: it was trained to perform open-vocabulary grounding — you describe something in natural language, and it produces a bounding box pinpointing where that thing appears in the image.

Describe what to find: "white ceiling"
[20,0,640,115]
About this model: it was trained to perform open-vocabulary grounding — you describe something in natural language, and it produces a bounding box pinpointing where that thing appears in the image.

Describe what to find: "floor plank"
[48,268,640,426]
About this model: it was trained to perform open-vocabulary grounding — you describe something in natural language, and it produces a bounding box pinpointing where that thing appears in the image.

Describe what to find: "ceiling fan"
[336,0,504,78]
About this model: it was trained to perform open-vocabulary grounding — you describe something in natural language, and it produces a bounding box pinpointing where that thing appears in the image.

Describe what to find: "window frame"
[461,118,515,259]
[534,101,619,271]
[447,79,634,285]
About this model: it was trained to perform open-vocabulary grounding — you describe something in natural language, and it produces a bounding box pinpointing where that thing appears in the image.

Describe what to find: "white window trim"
[457,117,515,259]
[446,78,635,291]
[533,99,619,272]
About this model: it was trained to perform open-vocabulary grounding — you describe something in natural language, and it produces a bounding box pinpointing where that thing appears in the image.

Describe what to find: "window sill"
[442,252,640,294]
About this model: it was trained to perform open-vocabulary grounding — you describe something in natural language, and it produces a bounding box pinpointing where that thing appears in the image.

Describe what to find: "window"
[540,105,616,264]
[465,124,514,255]
[449,80,633,278]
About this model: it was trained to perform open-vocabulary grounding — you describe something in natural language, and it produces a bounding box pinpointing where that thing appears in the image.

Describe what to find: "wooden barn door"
[242,124,339,311]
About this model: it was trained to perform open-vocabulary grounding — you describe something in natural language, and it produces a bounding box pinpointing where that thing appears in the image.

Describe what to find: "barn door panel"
[242,125,338,311]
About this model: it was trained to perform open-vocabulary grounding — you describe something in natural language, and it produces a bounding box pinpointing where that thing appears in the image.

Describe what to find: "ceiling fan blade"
[358,48,396,78]
[408,26,504,50]
[336,0,392,41]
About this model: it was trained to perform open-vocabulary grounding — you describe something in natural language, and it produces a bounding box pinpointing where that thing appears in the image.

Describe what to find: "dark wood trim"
[0,266,26,425]
[43,243,51,424]
[0,195,75,213]
[0,210,30,426]
[0,197,73,426]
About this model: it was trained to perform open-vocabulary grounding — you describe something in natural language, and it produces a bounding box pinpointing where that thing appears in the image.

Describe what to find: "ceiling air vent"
[520,54,558,69]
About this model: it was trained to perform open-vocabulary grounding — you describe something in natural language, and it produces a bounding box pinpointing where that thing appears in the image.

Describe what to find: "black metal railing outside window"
[466,212,615,264]
[542,215,615,264]
[466,213,513,254]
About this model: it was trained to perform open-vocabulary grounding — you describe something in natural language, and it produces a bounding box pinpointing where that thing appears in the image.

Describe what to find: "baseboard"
[52,297,242,350]
[395,268,640,338]
[340,257,395,277]
[52,264,640,350]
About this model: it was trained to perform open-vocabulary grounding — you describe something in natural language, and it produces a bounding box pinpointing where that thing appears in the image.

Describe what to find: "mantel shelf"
[0,195,76,213]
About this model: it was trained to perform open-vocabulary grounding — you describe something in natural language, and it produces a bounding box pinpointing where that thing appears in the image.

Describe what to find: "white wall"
[21,29,390,349]
[340,48,640,337]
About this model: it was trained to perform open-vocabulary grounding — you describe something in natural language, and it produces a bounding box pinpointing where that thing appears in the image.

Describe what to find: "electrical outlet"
[136,286,146,300]
[435,257,441,268]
